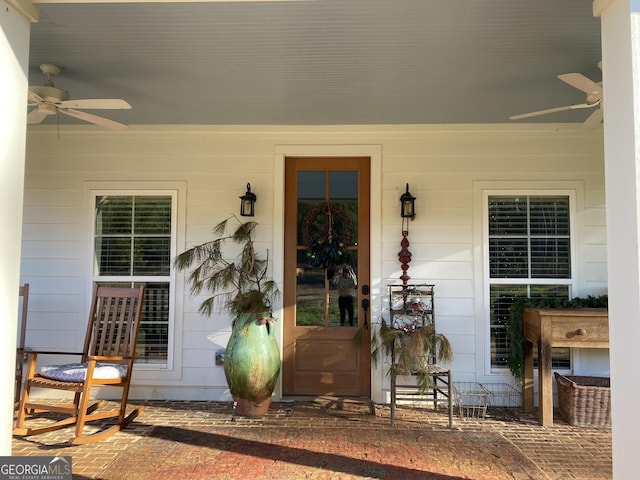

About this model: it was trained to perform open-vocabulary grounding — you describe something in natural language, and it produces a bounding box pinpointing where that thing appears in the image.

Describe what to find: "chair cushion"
[38,363,128,383]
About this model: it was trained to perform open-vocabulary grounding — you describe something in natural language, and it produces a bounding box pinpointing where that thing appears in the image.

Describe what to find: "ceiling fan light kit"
[27,63,132,130]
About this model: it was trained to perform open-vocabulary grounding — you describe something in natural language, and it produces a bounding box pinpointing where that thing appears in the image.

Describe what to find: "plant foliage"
[174,216,279,322]
[306,238,344,270]
[370,319,453,393]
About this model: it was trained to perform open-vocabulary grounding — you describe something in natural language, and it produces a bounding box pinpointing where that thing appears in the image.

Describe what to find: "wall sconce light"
[400,183,416,218]
[240,183,257,217]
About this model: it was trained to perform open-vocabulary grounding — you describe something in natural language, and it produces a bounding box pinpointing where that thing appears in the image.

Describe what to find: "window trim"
[84,181,186,381]
[474,183,581,378]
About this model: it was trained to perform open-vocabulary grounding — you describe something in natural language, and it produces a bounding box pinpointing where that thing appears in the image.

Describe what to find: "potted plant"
[174,216,280,416]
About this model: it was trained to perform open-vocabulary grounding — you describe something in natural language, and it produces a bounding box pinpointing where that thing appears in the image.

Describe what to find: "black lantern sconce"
[240,183,257,217]
[400,183,416,218]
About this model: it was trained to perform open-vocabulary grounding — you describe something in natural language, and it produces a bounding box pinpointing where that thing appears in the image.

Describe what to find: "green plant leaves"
[174,215,279,317]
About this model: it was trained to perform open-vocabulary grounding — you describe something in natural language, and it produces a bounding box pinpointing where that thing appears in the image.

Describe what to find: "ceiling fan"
[27,64,131,130]
[510,65,603,131]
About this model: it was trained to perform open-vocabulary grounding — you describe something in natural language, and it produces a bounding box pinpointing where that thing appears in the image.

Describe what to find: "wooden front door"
[283,157,371,396]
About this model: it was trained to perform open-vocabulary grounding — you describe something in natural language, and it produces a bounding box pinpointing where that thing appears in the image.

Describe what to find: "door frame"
[272,145,383,401]
[283,156,370,396]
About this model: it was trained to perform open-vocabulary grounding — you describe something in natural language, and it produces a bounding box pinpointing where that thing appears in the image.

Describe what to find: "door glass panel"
[298,171,326,199]
[297,171,326,246]
[329,256,358,326]
[296,169,359,327]
[296,250,326,326]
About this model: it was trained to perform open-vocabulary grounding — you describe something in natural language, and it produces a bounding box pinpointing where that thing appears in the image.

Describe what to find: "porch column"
[596,0,640,476]
[0,0,37,455]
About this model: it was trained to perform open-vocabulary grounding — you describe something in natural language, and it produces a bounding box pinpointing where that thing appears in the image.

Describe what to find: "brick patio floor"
[11,399,612,479]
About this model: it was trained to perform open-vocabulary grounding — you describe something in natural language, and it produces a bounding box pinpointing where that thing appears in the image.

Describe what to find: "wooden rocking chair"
[14,285,146,445]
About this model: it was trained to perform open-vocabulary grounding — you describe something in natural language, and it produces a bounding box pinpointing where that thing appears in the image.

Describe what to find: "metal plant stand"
[387,284,453,428]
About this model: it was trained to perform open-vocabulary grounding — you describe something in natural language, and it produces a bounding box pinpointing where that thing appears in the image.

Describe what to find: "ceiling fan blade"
[60,108,128,130]
[27,108,49,124]
[28,89,43,105]
[558,73,602,98]
[58,98,132,110]
[509,102,597,120]
[580,107,604,131]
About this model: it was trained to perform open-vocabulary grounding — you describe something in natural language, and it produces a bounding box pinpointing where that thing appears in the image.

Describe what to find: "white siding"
[22,124,607,401]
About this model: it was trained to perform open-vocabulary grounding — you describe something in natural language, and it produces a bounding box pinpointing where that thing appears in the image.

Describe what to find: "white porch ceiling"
[27,0,603,127]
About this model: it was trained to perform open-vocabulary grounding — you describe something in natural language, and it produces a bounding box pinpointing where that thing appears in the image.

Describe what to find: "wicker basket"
[555,373,611,428]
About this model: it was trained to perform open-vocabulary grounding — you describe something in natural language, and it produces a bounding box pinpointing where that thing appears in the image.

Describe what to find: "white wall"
[2,0,35,456]
[22,123,607,401]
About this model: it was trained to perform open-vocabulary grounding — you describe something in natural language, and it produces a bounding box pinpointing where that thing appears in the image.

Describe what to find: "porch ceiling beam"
[593,0,615,17]
[5,0,38,22]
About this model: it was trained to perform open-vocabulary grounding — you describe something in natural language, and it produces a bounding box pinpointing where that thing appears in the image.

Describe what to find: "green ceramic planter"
[224,313,281,416]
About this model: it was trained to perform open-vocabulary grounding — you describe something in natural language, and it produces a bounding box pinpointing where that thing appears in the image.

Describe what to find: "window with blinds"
[487,195,572,369]
[93,194,173,365]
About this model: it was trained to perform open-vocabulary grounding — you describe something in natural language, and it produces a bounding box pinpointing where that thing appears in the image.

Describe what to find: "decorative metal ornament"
[398,230,412,287]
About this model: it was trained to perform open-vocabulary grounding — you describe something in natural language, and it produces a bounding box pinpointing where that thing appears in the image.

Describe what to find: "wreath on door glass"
[303,203,354,274]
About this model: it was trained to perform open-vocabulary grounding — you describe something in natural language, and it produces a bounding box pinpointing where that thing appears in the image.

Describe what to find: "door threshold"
[281,395,375,415]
